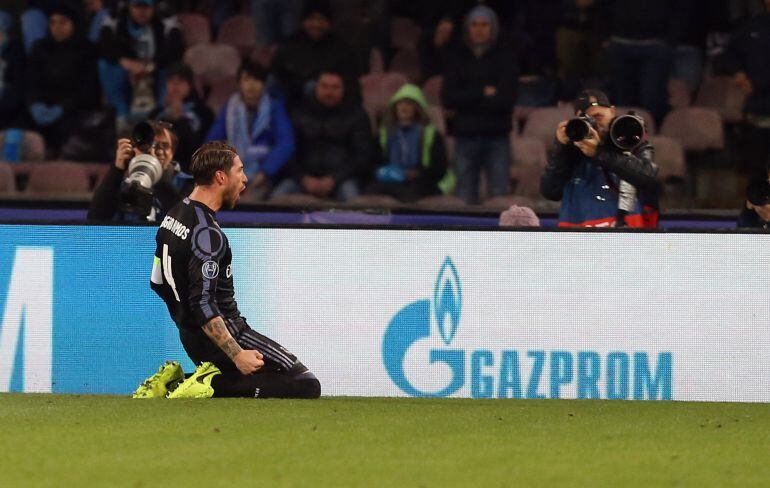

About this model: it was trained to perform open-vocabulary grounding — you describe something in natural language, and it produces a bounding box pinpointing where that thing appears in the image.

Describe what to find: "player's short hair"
[190,141,239,185]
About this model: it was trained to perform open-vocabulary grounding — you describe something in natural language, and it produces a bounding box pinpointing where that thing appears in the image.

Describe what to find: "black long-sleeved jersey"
[151,197,240,330]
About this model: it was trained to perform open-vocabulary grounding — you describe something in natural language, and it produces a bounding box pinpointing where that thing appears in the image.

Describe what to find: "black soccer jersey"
[151,197,241,330]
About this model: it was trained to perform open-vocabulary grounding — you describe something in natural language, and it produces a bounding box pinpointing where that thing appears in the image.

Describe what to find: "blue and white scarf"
[225,92,272,176]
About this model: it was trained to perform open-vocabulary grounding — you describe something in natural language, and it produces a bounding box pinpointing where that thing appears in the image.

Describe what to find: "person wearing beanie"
[0,10,26,130]
[26,3,100,155]
[441,5,518,203]
[271,0,362,107]
[148,62,214,171]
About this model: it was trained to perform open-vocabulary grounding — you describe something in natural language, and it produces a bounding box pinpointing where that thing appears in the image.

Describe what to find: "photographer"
[540,89,660,228]
[87,121,191,222]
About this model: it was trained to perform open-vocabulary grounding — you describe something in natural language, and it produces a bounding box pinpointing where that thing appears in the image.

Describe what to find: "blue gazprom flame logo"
[434,258,461,345]
[382,257,465,397]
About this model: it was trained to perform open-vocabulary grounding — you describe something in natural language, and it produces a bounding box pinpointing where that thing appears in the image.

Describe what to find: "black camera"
[118,122,163,218]
[565,115,599,143]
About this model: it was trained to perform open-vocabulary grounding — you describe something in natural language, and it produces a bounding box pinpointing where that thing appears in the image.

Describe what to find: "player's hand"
[555,121,570,146]
[574,126,600,158]
[114,138,134,170]
[234,350,264,375]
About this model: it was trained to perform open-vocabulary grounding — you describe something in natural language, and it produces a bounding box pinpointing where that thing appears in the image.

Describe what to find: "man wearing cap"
[540,89,660,228]
[97,0,184,128]
[271,0,362,107]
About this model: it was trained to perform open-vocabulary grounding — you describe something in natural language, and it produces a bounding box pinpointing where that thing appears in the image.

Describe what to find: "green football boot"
[167,362,221,399]
[132,361,184,399]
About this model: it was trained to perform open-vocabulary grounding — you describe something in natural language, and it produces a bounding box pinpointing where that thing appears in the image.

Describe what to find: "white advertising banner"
[229,229,770,402]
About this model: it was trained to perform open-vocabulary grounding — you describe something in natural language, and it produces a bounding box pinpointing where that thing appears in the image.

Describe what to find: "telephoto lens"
[565,116,597,143]
[610,114,645,151]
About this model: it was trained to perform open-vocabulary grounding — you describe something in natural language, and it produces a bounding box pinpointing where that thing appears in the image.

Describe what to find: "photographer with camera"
[540,89,660,228]
[87,120,191,222]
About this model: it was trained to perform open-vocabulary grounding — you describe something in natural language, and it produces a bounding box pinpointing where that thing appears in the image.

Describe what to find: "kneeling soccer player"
[134,141,320,399]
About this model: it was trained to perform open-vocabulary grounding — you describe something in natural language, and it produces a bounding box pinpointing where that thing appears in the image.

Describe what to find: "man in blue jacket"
[540,89,660,228]
[206,61,295,200]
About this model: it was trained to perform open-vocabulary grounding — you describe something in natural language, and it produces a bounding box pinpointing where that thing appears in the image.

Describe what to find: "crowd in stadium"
[0,0,769,225]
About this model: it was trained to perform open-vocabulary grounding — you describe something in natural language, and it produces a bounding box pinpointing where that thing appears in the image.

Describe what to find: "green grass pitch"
[1,394,769,487]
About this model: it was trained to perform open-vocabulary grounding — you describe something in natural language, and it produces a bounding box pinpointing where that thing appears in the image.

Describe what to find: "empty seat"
[369,48,385,75]
[425,105,446,135]
[521,105,575,151]
[26,162,90,193]
[389,47,422,84]
[391,17,422,49]
[615,106,657,135]
[695,76,746,124]
[177,12,212,46]
[249,45,278,68]
[510,136,547,199]
[668,78,692,109]
[422,76,442,106]
[217,15,257,57]
[206,77,239,113]
[0,162,15,192]
[649,136,686,180]
[184,43,241,86]
[660,107,725,152]
[0,130,46,161]
[360,72,409,119]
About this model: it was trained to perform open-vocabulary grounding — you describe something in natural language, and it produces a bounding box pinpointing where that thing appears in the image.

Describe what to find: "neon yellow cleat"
[167,362,221,399]
[132,361,184,399]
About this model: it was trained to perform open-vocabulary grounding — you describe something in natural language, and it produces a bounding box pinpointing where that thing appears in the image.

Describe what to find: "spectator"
[88,121,191,222]
[205,61,294,200]
[271,0,361,106]
[26,3,100,156]
[730,0,767,26]
[722,0,770,182]
[98,0,184,128]
[555,0,603,98]
[540,89,660,228]
[366,84,450,202]
[83,0,108,43]
[440,5,517,203]
[149,63,213,172]
[605,0,689,124]
[272,71,372,202]
[418,15,456,80]
[251,0,301,45]
[0,11,26,130]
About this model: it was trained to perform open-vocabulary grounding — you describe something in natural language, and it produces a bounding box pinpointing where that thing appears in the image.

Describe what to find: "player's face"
[222,156,247,209]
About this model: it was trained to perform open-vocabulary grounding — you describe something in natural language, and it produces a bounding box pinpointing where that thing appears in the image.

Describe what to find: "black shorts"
[179,317,298,373]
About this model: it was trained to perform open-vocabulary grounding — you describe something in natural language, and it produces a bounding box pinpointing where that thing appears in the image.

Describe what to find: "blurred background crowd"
[0,0,768,220]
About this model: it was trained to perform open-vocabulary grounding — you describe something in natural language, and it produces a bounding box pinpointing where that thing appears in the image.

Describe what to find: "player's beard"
[223,184,241,209]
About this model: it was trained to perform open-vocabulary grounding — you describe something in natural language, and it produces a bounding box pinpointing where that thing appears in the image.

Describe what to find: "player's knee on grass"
[295,378,321,399]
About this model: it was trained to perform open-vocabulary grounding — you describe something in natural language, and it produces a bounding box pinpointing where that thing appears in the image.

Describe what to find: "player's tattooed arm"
[202,316,243,360]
